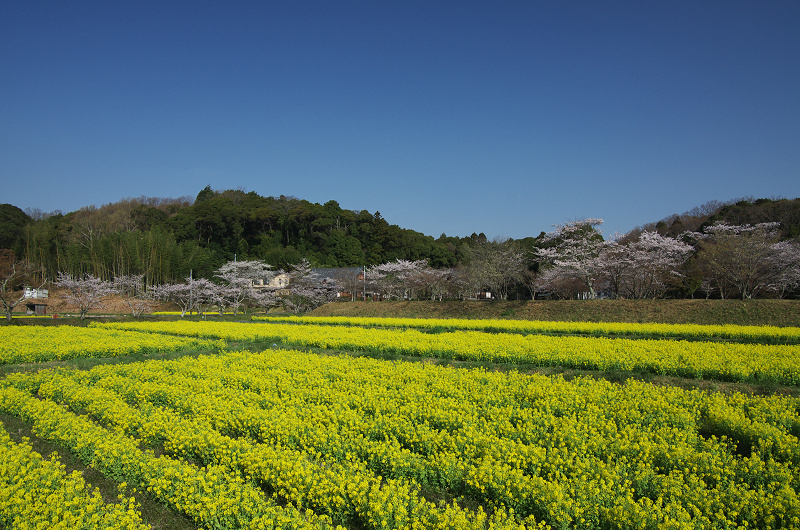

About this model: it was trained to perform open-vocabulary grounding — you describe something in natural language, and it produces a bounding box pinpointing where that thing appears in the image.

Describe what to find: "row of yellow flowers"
[6,347,799,529]
[0,325,225,364]
[0,382,341,529]
[97,320,800,384]
[0,424,148,530]
[15,361,546,530]
[254,315,800,343]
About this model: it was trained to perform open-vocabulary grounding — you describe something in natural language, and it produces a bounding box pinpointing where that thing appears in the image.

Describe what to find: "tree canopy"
[4,189,464,284]
[3,192,799,300]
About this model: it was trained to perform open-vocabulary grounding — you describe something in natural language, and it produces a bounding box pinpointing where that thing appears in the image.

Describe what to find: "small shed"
[25,301,48,316]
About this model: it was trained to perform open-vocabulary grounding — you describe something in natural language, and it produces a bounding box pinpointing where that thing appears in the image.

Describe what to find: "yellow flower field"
[98,320,800,384]
[254,315,800,343]
[2,348,799,529]
[4,318,800,528]
[0,325,224,364]
[0,425,148,530]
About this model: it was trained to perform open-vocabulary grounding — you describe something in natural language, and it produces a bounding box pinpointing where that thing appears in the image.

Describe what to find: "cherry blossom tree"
[533,265,588,299]
[691,222,783,299]
[150,283,193,317]
[55,272,116,320]
[282,259,341,313]
[152,277,218,317]
[769,239,800,298]
[596,241,630,299]
[601,231,693,299]
[188,278,219,316]
[208,281,230,316]
[111,274,154,317]
[405,265,452,300]
[368,259,426,300]
[249,287,279,313]
[535,219,607,299]
[214,259,275,315]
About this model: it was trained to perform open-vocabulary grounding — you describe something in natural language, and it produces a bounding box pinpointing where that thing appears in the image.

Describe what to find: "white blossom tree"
[535,219,607,299]
[214,259,275,315]
[595,241,630,299]
[368,259,426,300]
[282,259,341,313]
[152,277,218,317]
[188,278,219,316]
[150,283,193,317]
[55,272,116,320]
[249,287,280,313]
[111,274,154,317]
[533,265,588,299]
[769,239,800,298]
[405,265,452,301]
[602,231,693,299]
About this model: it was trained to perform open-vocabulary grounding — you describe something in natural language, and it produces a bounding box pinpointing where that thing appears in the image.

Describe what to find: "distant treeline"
[2,187,481,284]
[1,189,798,291]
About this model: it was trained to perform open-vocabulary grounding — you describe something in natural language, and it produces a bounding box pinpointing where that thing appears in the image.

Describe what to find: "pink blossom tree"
[282,259,341,313]
[55,272,116,320]
[535,219,607,299]
[111,274,154,317]
[214,259,275,315]
[368,259,426,300]
[602,232,693,299]
[769,239,800,298]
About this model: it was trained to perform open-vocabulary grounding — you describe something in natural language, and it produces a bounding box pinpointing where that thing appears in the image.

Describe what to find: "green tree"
[0,204,31,253]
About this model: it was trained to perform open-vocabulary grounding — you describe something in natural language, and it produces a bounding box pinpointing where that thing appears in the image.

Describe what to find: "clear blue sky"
[2,1,799,239]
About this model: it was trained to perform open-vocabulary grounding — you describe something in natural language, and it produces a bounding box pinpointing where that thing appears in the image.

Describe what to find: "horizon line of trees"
[358,219,800,302]
[2,217,799,321]
[1,191,799,306]
[4,187,463,285]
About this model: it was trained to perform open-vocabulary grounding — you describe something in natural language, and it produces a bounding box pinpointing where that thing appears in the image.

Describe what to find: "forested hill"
[1,190,798,285]
[1,187,483,283]
[633,197,800,240]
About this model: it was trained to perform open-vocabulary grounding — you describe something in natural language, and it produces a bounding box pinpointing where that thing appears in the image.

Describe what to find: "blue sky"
[2,1,799,239]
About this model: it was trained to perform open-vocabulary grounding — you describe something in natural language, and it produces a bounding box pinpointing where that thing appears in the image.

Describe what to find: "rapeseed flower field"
[1,318,799,528]
[255,315,800,343]
[99,320,800,384]
[0,325,224,364]
[0,425,148,529]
